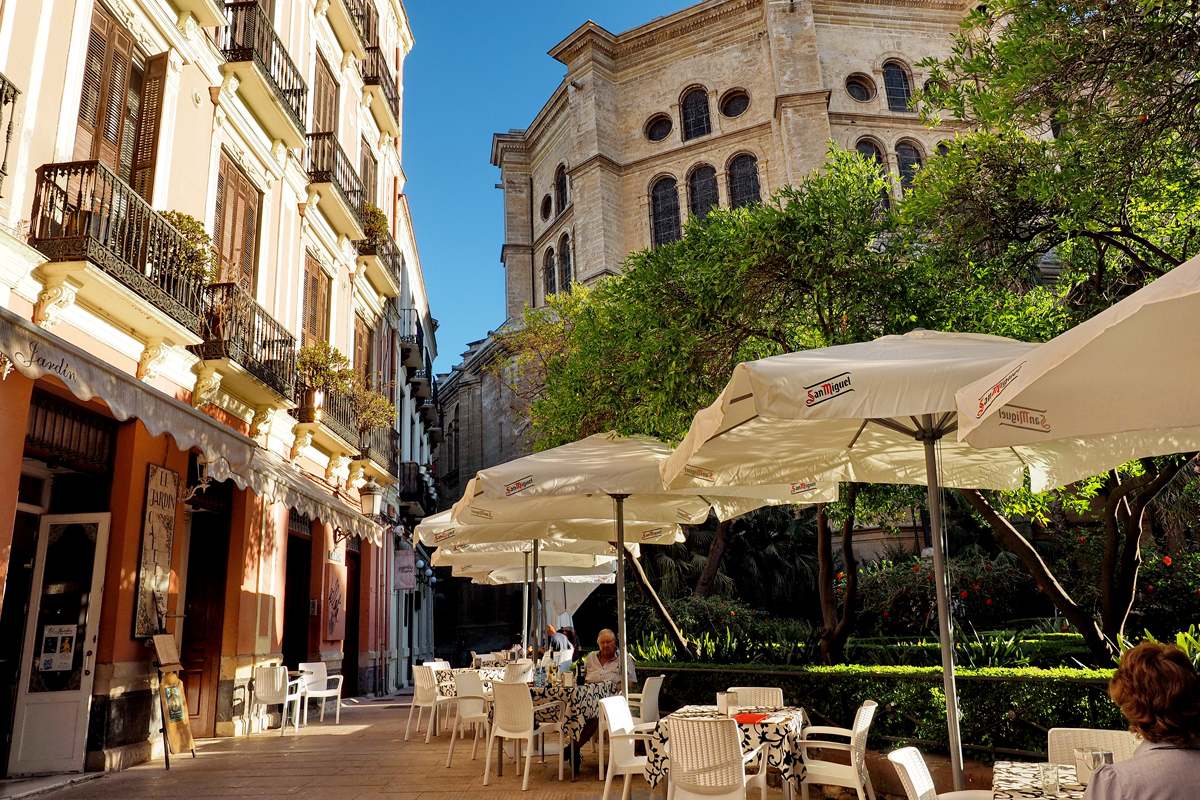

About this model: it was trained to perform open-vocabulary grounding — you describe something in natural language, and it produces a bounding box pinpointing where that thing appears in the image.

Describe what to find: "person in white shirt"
[1084,642,1200,800]
[565,629,637,770]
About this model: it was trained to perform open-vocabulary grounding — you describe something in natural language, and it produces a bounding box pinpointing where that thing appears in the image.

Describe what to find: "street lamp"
[359,475,384,517]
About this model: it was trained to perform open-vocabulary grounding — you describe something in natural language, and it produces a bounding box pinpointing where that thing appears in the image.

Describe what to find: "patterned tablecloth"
[645,705,809,790]
[992,761,1086,799]
[435,667,507,696]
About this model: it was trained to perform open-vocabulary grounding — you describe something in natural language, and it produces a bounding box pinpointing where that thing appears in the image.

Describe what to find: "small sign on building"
[135,465,179,637]
[395,549,416,591]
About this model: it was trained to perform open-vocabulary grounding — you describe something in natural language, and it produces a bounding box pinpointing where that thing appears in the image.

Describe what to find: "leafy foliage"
[296,342,354,394]
[161,210,216,284]
[347,372,397,434]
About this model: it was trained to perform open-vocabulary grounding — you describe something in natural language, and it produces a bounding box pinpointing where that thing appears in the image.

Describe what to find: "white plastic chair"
[727,686,784,709]
[252,664,304,736]
[799,700,878,800]
[478,651,500,667]
[887,747,991,800]
[598,696,656,800]
[483,681,565,791]
[666,715,768,800]
[630,675,665,724]
[298,661,343,725]
[552,648,574,667]
[504,660,535,683]
[406,664,455,742]
[446,671,491,768]
[1046,727,1139,765]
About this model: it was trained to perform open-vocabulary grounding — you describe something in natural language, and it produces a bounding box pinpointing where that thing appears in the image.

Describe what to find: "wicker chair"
[483,681,565,791]
[599,696,656,800]
[1047,728,1139,765]
[446,671,491,768]
[504,660,535,683]
[887,747,991,800]
[667,716,768,800]
[405,664,455,743]
[727,686,784,709]
[799,700,878,800]
[630,675,665,724]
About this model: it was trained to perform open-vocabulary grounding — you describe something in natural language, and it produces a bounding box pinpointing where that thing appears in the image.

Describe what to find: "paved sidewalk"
[37,699,666,800]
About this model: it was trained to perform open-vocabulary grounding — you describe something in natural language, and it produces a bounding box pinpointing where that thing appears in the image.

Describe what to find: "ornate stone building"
[437,0,969,508]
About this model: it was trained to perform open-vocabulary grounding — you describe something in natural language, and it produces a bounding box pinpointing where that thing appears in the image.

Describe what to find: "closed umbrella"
[661,330,1042,790]
[455,432,834,696]
[955,252,1200,491]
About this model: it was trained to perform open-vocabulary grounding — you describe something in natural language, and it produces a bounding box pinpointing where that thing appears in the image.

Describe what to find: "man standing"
[547,624,572,652]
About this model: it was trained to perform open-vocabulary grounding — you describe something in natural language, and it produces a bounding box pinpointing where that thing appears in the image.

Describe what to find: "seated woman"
[564,628,637,770]
[1084,641,1200,800]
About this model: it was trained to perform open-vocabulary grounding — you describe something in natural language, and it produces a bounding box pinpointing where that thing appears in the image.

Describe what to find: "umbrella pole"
[522,551,529,656]
[533,540,541,655]
[923,423,965,791]
[614,494,629,698]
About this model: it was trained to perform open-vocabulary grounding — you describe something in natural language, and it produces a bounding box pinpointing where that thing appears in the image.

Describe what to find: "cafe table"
[645,705,809,790]
[992,761,1087,799]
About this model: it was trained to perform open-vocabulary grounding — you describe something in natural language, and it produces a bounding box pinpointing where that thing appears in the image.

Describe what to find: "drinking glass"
[1040,763,1060,797]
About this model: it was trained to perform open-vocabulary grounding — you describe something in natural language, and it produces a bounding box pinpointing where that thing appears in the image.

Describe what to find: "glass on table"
[1040,763,1060,796]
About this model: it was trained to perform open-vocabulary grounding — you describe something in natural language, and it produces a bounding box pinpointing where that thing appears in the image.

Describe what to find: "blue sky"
[403,2,687,372]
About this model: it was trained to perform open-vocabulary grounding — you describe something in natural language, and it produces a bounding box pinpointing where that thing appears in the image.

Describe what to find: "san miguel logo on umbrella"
[433,529,456,543]
[469,507,493,520]
[997,404,1051,433]
[641,528,665,540]
[504,475,534,496]
[805,372,853,407]
[683,464,714,482]
[975,363,1023,418]
[790,481,817,495]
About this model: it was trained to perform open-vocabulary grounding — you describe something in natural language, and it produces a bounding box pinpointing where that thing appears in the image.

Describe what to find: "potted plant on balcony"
[161,210,216,285]
[348,373,397,457]
[296,342,354,423]
[360,203,389,252]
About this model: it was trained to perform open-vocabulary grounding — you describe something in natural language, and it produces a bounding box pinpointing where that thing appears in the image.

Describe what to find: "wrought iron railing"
[360,46,398,123]
[306,132,365,229]
[0,72,20,197]
[290,380,358,446]
[345,0,377,47]
[357,227,402,287]
[30,160,206,332]
[222,1,308,135]
[399,307,422,347]
[396,460,424,505]
[190,282,296,397]
[361,424,396,471]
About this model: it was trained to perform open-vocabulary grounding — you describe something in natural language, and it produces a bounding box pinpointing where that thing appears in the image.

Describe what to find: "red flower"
[986,599,993,605]
[913,565,921,572]
[883,611,889,617]
[960,591,968,599]
[731,611,736,616]
[1145,584,1154,592]
[974,585,981,591]
[1037,585,1042,591]
[1164,556,1173,566]
[928,575,934,581]
[837,572,844,579]
[1078,536,1087,542]
[1062,625,1069,632]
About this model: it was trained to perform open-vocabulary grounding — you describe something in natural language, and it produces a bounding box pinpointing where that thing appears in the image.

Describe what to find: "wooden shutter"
[313,57,337,134]
[75,5,134,171]
[360,140,377,205]
[130,53,168,201]
[354,315,372,379]
[214,153,259,289]
[303,253,330,347]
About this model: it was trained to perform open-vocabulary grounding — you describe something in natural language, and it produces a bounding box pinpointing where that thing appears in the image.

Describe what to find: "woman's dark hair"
[1109,642,1200,746]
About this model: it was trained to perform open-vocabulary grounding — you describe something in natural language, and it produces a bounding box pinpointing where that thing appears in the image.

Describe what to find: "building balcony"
[427,426,443,446]
[399,308,424,368]
[356,229,402,297]
[171,0,225,27]
[361,425,399,477]
[418,399,438,427]
[189,282,297,404]
[360,46,399,138]
[411,369,432,399]
[221,1,308,149]
[290,380,358,453]
[395,460,427,516]
[0,72,21,197]
[325,0,373,61]
[306,132,365,240]
[29,160,205,345]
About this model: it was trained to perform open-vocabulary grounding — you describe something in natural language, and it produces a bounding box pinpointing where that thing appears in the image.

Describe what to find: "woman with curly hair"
[1085,641,1200,799]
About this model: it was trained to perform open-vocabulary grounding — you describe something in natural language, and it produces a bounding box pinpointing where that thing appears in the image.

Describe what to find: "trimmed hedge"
[638,662,1122,762]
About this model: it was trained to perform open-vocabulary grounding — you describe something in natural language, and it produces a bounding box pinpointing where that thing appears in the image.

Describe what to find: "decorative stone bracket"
[347,460,368,490]
[137,338,170,382]
[290,422,318,463]
[250,405,276,439]
[32,273,82,329]
[191,365,222,409]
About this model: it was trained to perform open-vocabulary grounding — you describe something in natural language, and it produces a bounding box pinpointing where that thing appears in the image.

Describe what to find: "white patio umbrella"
[455,432,836,695]
[956,253,1200,491]
[661,330,1044,790]
[454,562,615,585]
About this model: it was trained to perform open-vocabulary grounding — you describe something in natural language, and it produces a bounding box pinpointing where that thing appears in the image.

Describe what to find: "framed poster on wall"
[325,563,345,641]
[394,549,415,591]
[134,465,179,637]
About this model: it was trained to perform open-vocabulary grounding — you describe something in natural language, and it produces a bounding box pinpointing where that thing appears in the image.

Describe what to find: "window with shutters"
[354,314,374,379]
[75,5,167,201]
[302,252,331,347]
[360,139,378,206]
[313,56,338,134]
[212,153,261,291]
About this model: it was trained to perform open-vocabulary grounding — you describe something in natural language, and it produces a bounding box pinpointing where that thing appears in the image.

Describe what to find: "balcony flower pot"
[297,342,354,423]
[298,386,326,423]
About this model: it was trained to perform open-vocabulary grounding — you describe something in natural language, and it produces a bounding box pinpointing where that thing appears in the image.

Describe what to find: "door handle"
[84,649,93,676]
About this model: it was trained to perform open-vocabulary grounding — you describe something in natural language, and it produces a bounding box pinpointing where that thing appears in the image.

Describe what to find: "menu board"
[39,624,76,672]
[134,465,179,637]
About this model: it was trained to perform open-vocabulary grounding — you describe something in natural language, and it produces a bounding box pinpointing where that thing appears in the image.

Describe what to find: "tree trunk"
[960,488,1118,664]
[817,484,860,664]
[625,545,695,657]
[693,519,731,597]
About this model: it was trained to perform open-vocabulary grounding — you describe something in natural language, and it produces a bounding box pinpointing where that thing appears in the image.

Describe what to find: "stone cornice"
[775,90,832,120]
[616,0,763,61]
[816,0,969,12]
[491,131,530,168]
[549,21,620,66]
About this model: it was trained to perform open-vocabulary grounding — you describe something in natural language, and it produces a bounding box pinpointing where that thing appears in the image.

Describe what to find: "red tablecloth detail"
[733,713,769,724]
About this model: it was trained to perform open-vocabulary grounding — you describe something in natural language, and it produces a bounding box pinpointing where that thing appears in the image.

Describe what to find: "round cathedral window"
[720,90,750,117]
[845,75,876,102]
[645,114,673,142]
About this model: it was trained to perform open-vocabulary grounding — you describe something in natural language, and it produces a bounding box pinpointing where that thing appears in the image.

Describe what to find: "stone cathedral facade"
[437,0,970,507]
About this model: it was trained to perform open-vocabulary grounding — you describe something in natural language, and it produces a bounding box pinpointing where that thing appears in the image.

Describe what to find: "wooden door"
[342,551,359,697]
[282,531,312,670]
[8,515,110,776]
[179,511,228,739]
[312,57,338,134]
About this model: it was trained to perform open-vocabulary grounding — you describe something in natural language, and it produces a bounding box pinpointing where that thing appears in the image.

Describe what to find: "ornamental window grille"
[727,154,761,209]
[554,165,568,214]
[24,390,117,472]
[558,234,572,292]
[650,177,681,247]
[896,140,923,193]
[681,89,711,141]
[883,61,912,112]
[288,509,313,537]
[543,248,557,298]
[688,165,719,221]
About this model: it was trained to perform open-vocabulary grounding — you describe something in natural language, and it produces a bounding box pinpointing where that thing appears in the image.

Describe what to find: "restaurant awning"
[0,307,380,546]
